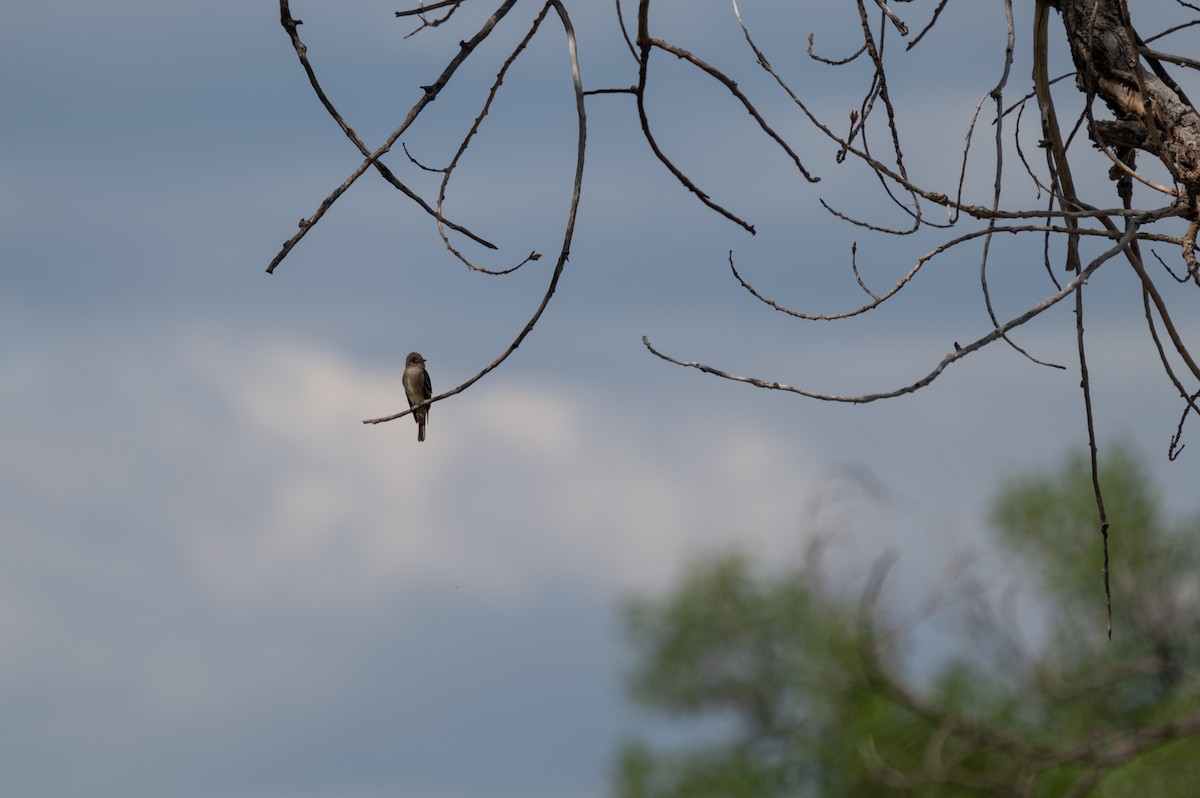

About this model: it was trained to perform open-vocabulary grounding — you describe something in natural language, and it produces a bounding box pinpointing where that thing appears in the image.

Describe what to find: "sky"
[3,2,1200,797]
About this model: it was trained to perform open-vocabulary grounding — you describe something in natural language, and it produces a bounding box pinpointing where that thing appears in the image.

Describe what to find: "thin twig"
[268,0,512,273]
[645,221,1141,403]
[728,222,1170,323]
[1074,274,1113,639]
[395,0,464,18]
[979,0,1062,368]
[430,1,555,274]
[364,0,587,425]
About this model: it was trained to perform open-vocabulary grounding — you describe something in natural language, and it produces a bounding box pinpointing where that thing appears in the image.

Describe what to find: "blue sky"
[3,2,1199,797]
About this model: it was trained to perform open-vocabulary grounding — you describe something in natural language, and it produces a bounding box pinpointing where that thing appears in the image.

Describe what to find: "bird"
[402,352,432,442]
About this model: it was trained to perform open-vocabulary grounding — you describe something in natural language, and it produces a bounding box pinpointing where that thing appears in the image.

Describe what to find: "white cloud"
[167,337,823,610]
[0,330,834,796]
[0,330,824,622]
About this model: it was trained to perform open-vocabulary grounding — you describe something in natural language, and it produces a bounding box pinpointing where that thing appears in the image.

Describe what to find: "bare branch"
[1074,280,1113,638]
[871,0,909,37]
[906,0,951,51]
[267,0,515,274]
[364,0,587,425]
[395,0,464,19]
[427,1,555,274]
[646,220,1141,404]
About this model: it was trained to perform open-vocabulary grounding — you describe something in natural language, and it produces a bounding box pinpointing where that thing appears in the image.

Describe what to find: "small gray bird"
[402,352,432,442]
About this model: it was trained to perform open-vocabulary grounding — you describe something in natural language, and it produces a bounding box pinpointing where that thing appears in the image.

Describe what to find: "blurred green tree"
[616,447,1200,797]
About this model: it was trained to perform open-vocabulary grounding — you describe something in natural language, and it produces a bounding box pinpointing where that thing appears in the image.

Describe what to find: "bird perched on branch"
[402,352,432,442]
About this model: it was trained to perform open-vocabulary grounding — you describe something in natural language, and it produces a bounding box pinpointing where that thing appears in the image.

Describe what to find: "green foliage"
[990,446,1178,632]
[616,447,1200,797]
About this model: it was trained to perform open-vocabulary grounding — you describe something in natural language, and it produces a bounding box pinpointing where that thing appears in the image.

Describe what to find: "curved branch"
[364,0,587,425]
[979,0,1064,369]
[647,221,1141,404]
[632,0,764,235]
[613,0,639,64]
[735,0,1179,234]
[729,223,1173,323]
[806,33,867,66]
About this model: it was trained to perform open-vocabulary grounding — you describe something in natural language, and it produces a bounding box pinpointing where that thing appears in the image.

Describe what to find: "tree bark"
[1056,0,1200,217]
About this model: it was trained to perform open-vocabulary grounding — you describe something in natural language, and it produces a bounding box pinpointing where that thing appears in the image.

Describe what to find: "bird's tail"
[418,420,426,443]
